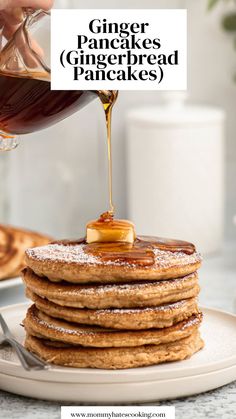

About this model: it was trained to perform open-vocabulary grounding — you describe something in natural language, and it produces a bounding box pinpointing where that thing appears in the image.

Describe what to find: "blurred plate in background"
[0,277,22,291]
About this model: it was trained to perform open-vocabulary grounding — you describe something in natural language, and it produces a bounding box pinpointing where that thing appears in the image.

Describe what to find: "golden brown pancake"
[0,224,52,280]
[22,268,200,309]
[23,235,203,369]
[24,304,202,348]
[25,236,202,283]
[26,291,200,330]
[25,330,204,369]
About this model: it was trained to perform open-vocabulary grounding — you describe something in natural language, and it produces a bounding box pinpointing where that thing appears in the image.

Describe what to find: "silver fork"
[0,312,49,371]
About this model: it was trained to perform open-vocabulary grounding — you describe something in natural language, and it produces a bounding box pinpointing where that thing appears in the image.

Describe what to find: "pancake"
[25,295,200,330]
[22,268,200,309]
[23,233,203,369]
[25,330,204,369]
[24,304,202,348]
[0,224,52,280]
[25,236,202,283]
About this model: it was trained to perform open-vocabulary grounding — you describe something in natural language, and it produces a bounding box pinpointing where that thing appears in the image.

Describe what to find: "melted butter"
[86,211,136,244]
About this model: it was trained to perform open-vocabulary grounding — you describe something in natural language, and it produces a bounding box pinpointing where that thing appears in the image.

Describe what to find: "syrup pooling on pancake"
[26,236,198,267]
[139,236,196,255]
[84,235,196,267]
[25,236,201,284]
[84,240,154,267]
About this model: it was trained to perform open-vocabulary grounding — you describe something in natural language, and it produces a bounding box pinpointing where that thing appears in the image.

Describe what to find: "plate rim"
[0,277,22,291]
[1,361,236,384]
[1,363,236,403]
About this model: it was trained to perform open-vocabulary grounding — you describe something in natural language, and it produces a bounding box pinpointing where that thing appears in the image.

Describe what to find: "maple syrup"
[86,90,138,245]
[97,90,118,215]
[0,73,195,257]
[87,90,196,257]
[0,72,95,135]
[82,235,196,267]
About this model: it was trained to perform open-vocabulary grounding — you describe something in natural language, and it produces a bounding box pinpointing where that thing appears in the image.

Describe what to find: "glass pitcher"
[0,10,96,151]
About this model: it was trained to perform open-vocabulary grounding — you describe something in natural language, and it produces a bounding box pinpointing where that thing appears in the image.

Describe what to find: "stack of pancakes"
[22,236,204,369]
[0,224,51,280]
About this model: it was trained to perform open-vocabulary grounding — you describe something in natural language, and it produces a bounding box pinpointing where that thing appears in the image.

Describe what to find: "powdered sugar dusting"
[26,269,197,294]
[32,308,100,336]
[94,299,188,315]
[181,313,202,330]
[27,243,102,265]
[29,305,201,337]
[38,317,79,336]
[67,273,197,294]
[152,248,201,268]
[26,242,201,269]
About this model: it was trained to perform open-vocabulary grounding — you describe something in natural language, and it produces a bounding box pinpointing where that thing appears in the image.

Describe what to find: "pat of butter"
[86,214,136,244]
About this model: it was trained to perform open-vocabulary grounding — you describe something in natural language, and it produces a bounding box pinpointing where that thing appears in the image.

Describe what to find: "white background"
[51,9,187,90]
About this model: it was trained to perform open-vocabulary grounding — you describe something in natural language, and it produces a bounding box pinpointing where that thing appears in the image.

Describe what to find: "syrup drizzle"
[84,91,197,260]
[96,90,118,215]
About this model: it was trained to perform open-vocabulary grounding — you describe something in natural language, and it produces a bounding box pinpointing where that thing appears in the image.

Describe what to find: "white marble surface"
[0,241,236,418]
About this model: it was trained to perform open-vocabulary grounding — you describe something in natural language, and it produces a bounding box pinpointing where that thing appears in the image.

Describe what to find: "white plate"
[0,303,236,403]
[0,277,22,291]
[1,365,236,404]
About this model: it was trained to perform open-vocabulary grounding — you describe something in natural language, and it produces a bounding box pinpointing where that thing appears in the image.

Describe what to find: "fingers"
[1,20,22,40]
[1,8,24,25]
[0,0,54,11]
[17,0,54,10]
[0,8,23,41]
[0,0,53,42]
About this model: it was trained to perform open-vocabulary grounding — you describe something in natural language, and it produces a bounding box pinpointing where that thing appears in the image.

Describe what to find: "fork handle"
[6,338,48,370]
[6,338,32,371]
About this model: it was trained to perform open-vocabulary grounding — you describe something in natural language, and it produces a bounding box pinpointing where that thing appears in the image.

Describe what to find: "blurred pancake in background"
[0,224,52,280]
